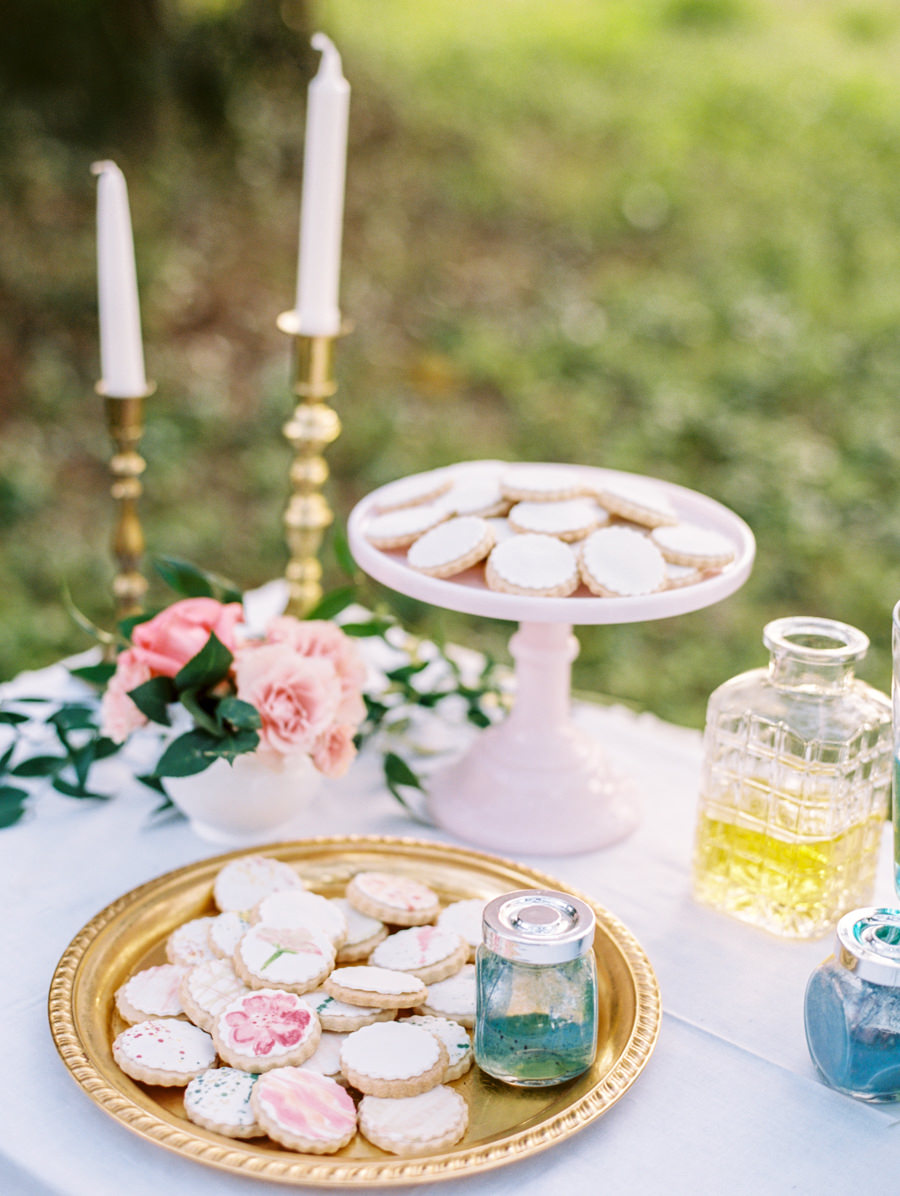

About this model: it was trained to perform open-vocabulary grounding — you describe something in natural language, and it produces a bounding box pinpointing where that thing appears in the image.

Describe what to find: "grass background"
[4,0,900,726]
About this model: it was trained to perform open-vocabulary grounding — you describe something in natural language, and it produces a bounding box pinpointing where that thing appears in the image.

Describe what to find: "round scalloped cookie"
[593,475,678,528]
[208,910,252,960]
[301,987,397,1032]
[665,560,704,590]
[365,504,448,550]
[579,526,667,597]
[115,964,188,1025]
[500,464,587,503]
[253,889,348,948]
[369,926,468,985]
[184,1067,261,1139]
[212,987,321,1072]
[331,897,388,963]
[650,521,736,569]
[339,1021,447,1097]
[251,1067,357,1154]
[213,854,305,914]
[437,470,509,519]
[359,1085,468,1156]
[418,963,476,1029]
[346,871,440,927]
[233,924,334,995]
[299,1029,347,1080]
[179,957,250,1033]
[437,898,486,962]
[406,515,495,579]
[404,1015,473,1082]
[485,517,516,545]
[507,498,602,542]
[373,471,453,514]
[324,966,428,1011]
[485,533,580,597]
[113,1017,216,1087]
[166,917,218,967]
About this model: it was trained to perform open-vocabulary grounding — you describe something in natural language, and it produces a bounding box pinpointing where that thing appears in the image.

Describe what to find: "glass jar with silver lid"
[474,888,598,1087]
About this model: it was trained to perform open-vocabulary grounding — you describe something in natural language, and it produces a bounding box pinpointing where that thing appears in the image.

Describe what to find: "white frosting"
[184,1067,259,1130]
[423,964,476,1017]
[237,924,334,984]
[366,505,447,543]
[438,472,506,515]
[651,522,735,562]
[330,966,426,997]
[208,911,252,958]
[352,872,438,914]
[580,526,667,596]
[213,855,304,913]
[501,465,584,497]
[405,1015,472,1067]
[407,516,491,570]
[255,890,348,945]
[665,561,702,588]
[359,1085,467,1149]
[374,472,452,512]
[485,517,516,544]
[598,476,676,521]
[488,533,578,589]
[182,958,248,1020]
[114,1018,215,1072]
[300,1030,346,1076]
[117,964,187,1018]
[437,898,486,948]
[302,987,379,1019]
[331,897,384,947]
[508,498,598,537]
[341,1021,440,1080]
[370,926,464,972]
[166,918,217,967]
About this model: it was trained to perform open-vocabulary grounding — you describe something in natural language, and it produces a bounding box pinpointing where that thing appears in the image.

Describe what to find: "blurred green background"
[4,0,900,726]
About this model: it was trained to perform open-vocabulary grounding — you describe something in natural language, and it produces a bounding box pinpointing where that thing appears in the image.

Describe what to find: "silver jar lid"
[482,889,595,964]
[836,908,900,986]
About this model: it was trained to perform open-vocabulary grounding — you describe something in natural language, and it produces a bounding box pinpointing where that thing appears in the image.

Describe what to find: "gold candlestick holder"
[277,311,345,616]
[97,381,154,627]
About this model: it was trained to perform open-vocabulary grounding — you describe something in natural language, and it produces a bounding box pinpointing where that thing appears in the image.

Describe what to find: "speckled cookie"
[485,533,580,597]
[406,515,495,579]
[365,505,448,550]
[213,854,304,914]
[324,966,428,1011]
[369,926,468,985]
[346,872,440,927]
[437,898,486,962]
[166,917,218,967]
[184,1067,261,1139]
[358,1085,468,1156]
[115,964,188,1025]
[253,889,348,948]
[650,521,735,568]
[212,988,321,1072]
[339,1021,447,1097]
[418,964,476,1029]
[594,476,678,528]
[233,924,335,995]
[579,525,667,597]
[404,1015,473,1082]
[113,1017,216,1087]
[180,957,250,1033]
[507,498,603,542]
[301,987,397,1032]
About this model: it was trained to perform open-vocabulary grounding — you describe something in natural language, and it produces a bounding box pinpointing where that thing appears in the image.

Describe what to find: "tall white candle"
[294,33,350,336]
[92,160,147,396]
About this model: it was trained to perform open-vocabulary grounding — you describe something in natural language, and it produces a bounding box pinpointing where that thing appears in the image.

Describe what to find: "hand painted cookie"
[369,926,468,985]
[507,498,603,542]
[365,504,448,550]
[406,515,495,578]
[404,1015,473,1082]
[184,1067,261,1139]
[208,910,252,959]
[579,525,667,597]
[331,897,388,963]
[339,1021,448,1097]
[213,854,304,914]
[500,464,587,503]
[115,964,187,1024]
[233,924,334,995]
[299,1030,347,1080]
[301,987,397,1032]
[180,957,250,1033]
[358,1085,468,1155]
[650,521,735,568]
[325,966,428,1010]
[166,917,218,967]
[212,987,321,1072]
[346,871,440,927]
[253,889,348,948]
[594,475,678,528]
[373,471,453,514]
[437,898,486,961]
[418,964,476,1028]
[113,1017,216,1086]
[251,1067,357,1153]
[485,533,580,597]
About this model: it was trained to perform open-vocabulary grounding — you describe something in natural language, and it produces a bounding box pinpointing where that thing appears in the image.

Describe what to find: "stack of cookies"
[363,461,737,599]
[111,854,486,1158]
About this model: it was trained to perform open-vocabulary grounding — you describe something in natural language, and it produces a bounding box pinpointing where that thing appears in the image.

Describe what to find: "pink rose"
[130,598,244,678]
[263,617,367,726]
[311,723,357,779]
[234,644,342,756]
[100,648,152,743]
[224,992,312,1055]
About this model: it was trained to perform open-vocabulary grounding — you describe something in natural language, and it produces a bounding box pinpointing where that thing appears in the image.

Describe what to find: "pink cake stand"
[347,463,755,856]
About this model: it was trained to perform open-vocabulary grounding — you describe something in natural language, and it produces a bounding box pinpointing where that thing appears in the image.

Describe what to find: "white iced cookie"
[213,854,304,914]
[650,522,735,568]
[113,1017,216,1087]
[485,517,516,545]
[359,1086,468,1156]
[365,504,448,550]
[332,897,388,963]
[437,897,486,961]
[485,533,580,597]
[406,515,495,579]
[346,871,440,927]
[299,1030,347,1079]
[594,476,678,528]
[166,917,218,967]
[579,526,667,597]
[508,498,602,542]
[234,924,335,994]
[500,464,586,503]
[208,910,252,959]
[184,1067,261,1139]
[339,1021,447,1097]
[438,471,509,518]
[212,988,321,1072]
[324,966,428,1011]
[179,957,250,1033]
[404,1015,473,1082]
[301,987,397,1032]
[418,963,476,1028]
[253,889,348,948]
[665,561,704,589]
[115,964,188,1025]
[251,1068,358,1154]
[369,926,468,985]
[373,472,453,513]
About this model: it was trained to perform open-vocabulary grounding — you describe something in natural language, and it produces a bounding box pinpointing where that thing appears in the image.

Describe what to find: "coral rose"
[234,644,342,756]
[100,648,152,743]
[311,724,358,779]
[263,617,367,725]
[130,598,244,678]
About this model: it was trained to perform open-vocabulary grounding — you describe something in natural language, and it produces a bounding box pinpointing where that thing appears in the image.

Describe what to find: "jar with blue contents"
[804,908,900,1101]
[474,889,597,1087]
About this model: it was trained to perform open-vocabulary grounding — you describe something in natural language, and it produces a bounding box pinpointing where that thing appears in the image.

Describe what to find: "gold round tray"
[49,835,660,1187]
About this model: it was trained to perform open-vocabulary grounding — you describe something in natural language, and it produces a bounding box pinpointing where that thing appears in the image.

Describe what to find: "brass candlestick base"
[277,312,345,616]
[97,382,154,628]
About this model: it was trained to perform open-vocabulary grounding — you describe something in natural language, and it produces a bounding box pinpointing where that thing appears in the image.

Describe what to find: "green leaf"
[154,730,222,777]
[128,677,176,725]
[386,661,429,684]
[179,689,224,737]
[215,729,261,763]
[331,524,357,578]
[466,706,491,729]
[0,742,15,774]
[93,736,121,761]
[216,697,262,733]
[136,773,168,794]
[69,662,117,687]
[51,777,108,800]
[0,785,28,828]
[341,618,395,638]
[153,556,243,604]
[47,706,98,733]
[10,754,66,778]
[383,751,425,792]
[304,585,357,622]
[0,711,29,726]
[174,632,233,694]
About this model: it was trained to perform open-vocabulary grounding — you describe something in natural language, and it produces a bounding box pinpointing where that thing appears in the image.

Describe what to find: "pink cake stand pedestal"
[347,463,755,856]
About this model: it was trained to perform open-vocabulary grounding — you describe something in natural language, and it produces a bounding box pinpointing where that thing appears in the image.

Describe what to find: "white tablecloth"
[3,651,899,1196]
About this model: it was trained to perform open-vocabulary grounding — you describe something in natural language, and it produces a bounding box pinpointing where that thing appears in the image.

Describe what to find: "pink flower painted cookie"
[346,871,440,927]
[166,917,218,967]
[251,1067,357,1154]
[324,966,428,1011]
[369,926,468,985]
[184,1067,261,1139]
[358,1085,468,1155]
[113,1017,216,1087]
[332,897,388,963]
[213,854,304,914]
[179,958,250,1033]
[339,1021,448,1097]
[253,889,348,948]
[419,963,476,1029]
[212,988,321,1072]
[233,924,334,995]
[114,964,187,1025]
[301,987,397,1032]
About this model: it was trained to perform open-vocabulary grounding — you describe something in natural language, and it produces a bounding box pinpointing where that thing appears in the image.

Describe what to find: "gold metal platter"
[49,835,661,1187]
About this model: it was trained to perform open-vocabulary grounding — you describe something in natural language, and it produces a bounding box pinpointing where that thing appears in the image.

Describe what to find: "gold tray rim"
[48,834,661,1188]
